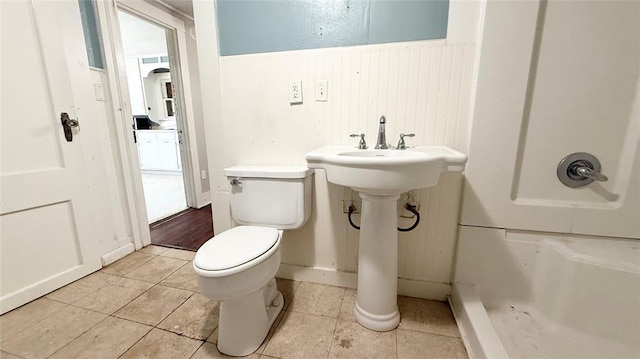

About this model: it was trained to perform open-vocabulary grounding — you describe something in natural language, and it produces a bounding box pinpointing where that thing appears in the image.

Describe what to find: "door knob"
[60,112,79,142]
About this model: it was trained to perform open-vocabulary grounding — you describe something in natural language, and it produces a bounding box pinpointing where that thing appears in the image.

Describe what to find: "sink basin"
[305,146,467,195]
[305,145,467,331]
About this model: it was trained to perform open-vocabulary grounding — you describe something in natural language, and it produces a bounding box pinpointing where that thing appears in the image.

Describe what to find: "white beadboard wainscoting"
[212,39,476,299]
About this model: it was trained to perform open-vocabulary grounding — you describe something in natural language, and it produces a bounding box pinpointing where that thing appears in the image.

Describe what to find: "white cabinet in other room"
[136,130,181,171]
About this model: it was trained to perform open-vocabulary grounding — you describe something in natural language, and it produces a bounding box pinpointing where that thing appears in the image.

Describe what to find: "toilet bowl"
[194,166,313,356]
[194,226,284,356]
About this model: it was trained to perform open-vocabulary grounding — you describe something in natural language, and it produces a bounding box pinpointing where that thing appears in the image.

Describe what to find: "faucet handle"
[350,133,367,149]
[397,133,415,150]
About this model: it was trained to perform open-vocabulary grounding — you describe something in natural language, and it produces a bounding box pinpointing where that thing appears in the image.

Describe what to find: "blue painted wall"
[216,0,449,56]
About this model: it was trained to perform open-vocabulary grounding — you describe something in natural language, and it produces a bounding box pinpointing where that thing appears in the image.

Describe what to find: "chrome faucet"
[396,133,415,150]
[350,133,367,149]
[375,116,388,149]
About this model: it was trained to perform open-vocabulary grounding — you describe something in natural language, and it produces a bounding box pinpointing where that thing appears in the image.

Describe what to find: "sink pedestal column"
[354,193,401,331]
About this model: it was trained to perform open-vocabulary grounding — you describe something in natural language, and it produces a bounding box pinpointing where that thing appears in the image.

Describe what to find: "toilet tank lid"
[224,165,314,179]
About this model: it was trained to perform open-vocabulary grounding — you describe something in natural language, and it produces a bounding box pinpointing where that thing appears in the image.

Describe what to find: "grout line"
[155,289,197,323]
[111,283,162,317]
[326,289,347,359]
[108,315,154,329]
[44,309,111,358]
[395,323,399,359]
[138,244,170,255]
[0,350,26,359]
[282,308,342,320]
[153,326,207,342]
[157,260,193,284]
[187,341,207,359]
[116,326,153,359]
[158,249,196,258]
[121,258,191,286]
[109,283,162,326]
[115,290,202,359]
[395,326,462,340]
[101,254,156,277]
[259,309,286,355]
[111,282,195,326]
[43,274,149,317]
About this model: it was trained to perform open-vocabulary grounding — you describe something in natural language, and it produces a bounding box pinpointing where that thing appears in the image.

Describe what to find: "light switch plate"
[289,80,303,104]
[315,80,328,102]
[94,83,106,102]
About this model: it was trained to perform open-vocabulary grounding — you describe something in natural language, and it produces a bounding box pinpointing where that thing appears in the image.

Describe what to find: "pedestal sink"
[305,146,467,331]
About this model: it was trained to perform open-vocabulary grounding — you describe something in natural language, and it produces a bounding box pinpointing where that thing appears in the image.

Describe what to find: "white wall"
[124,57,146,114]
[195,0,482,299]
[118,11,171,122]
[118,10,167,57]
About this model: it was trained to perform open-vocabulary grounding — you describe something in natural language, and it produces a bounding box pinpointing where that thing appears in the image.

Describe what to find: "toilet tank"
[224,166,314,229]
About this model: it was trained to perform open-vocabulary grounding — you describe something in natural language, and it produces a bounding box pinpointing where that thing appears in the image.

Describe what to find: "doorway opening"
[117,10,188,224]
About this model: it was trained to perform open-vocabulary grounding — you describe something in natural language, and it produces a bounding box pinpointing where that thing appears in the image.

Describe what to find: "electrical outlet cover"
[315,80,328,101]
[289,80,303,104]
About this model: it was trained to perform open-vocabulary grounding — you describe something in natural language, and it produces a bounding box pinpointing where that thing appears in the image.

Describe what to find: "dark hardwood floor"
[150,204,214,251]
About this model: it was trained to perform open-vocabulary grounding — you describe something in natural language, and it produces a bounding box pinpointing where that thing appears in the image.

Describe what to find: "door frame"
[95,0,206,247]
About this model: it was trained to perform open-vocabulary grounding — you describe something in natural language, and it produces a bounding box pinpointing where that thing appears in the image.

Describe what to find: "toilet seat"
[194,226,281,277]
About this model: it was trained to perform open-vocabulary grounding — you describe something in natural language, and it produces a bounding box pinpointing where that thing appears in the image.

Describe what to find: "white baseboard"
[101,242,135,266]
[117,235,133,248]
[194,191,211,209]
[398,278,452,301]
[200,191,211,207]
[277,263,358,288]
[277,263,452,301]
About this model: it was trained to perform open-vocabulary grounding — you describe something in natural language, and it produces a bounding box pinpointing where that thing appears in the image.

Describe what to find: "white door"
[0,0,102,313]
[460,0,640,239]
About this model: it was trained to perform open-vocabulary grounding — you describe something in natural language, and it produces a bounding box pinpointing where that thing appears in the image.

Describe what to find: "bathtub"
[451,226,640,359]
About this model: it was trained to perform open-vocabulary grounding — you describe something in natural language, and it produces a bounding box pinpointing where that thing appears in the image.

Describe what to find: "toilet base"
[217,280,283,356]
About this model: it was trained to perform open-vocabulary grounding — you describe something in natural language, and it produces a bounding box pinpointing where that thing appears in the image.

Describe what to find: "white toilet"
[193,165,313,356]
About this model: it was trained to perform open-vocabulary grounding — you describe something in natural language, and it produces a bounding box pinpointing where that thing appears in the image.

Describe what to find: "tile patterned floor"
[0,246,467,359]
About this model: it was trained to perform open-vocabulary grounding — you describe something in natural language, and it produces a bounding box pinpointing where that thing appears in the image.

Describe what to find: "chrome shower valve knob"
[557,152,608,188]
